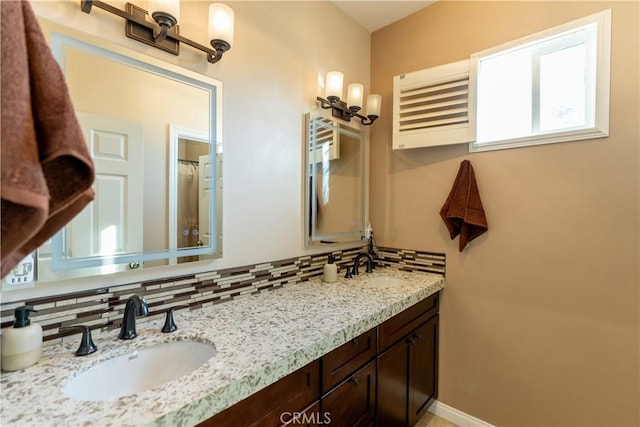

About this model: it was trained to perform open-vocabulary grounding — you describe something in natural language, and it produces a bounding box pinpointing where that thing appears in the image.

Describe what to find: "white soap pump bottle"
[1,306,43,372]
[323,254,338,283]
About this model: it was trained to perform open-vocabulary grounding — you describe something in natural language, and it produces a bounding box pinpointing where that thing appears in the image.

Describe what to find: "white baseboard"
[428,400,494,427]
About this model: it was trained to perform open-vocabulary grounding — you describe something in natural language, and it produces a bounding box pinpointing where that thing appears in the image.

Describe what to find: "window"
[469,9,611,152]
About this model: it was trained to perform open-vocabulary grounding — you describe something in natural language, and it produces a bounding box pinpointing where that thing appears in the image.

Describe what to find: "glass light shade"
[366,94,382,117]
[208,3,234,45]
[347,83,364,109]
[325,71,344,100]
[148,0,180,22]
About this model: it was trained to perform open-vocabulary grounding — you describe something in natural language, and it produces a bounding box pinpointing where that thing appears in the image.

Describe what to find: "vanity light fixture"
[316,71,382,126]
[80,0,234,64]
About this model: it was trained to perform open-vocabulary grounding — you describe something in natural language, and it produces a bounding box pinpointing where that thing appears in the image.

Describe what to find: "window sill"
[468,126,609,153]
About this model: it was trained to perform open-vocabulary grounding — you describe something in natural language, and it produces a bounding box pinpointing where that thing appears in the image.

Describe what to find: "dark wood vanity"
[198,291,440,427]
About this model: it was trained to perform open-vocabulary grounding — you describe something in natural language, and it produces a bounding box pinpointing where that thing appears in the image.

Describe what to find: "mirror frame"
[40,19,223,274]
[304,113,366,247]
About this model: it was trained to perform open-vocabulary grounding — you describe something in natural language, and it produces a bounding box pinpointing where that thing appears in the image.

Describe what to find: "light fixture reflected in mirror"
[316,71,381,125]
[80,0,233,64]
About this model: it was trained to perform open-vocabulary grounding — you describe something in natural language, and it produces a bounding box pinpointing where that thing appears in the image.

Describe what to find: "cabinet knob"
[349,377,360,386]
[352,337,360,346]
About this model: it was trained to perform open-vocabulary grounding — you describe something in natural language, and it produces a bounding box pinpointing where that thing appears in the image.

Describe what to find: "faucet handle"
[59,325,98,356]
[161,305,189,333]
[365,260,373,273]
[344,266,353,279]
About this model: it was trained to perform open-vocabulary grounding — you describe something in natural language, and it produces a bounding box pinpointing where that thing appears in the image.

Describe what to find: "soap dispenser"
[323,254,338,283]
[1,306,43,372]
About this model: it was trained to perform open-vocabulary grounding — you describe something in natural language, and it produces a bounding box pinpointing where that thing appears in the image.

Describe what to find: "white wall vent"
[393,59,475,150]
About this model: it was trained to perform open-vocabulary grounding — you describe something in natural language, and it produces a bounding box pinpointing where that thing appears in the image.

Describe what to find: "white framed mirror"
[304,114,366,246]
[34,18,222,283]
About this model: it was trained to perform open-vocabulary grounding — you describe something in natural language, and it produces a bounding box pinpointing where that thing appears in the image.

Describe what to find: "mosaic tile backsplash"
[0,247,445,345]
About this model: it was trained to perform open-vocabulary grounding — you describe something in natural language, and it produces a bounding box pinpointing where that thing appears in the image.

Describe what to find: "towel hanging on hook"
[439,160,488,251]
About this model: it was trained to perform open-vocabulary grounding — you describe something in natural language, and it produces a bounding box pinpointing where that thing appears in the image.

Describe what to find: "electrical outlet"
[2,278,35,291]
[2,253,35,291]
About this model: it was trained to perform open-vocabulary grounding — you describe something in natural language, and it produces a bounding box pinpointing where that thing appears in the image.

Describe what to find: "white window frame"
[468,9,611,153]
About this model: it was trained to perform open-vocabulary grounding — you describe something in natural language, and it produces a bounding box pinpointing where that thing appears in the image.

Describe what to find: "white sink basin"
[360,276,409,289]
[63,341,215,401]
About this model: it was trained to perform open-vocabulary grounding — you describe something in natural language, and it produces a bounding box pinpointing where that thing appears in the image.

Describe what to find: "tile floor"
[415,411,458,427]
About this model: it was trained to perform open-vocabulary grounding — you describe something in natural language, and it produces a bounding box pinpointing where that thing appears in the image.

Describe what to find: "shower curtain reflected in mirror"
[177,160,200,263]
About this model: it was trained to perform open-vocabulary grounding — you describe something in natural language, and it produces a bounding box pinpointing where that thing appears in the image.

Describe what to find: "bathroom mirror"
[34,20,222,283]
[304,114,366,246]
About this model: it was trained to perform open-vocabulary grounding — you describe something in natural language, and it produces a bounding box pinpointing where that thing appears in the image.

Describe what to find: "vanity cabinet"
[199,291,439,427]
[377,292,440,426]
[198,360,320,427]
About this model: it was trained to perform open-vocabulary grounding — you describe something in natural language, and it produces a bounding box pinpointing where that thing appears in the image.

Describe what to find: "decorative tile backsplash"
[0,247,445,345]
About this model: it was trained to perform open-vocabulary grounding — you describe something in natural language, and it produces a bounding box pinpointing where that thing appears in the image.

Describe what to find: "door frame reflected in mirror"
[168,125,219,265]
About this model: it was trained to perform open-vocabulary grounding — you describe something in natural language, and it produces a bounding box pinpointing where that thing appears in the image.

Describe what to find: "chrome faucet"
[351,252,374,276]
[118,295,149,340]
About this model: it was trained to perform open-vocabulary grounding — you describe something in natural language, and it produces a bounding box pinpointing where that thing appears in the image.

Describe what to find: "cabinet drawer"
[322,360,376,427]
[321,328,376,392]
[379,292,439,352]
[199,360,320,427]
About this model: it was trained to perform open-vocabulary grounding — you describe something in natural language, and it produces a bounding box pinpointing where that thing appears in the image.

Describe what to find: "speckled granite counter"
[0,268,443,427]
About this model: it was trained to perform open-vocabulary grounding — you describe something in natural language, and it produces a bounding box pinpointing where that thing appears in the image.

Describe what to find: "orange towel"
[1,1,95,277]
[439,160,488,251]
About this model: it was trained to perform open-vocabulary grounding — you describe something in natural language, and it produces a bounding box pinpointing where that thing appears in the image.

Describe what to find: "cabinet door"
[199,360,319,427]
[377,338,409,427]
[322,360,376,427]
[408,315,439,426]
[280,401,323,427]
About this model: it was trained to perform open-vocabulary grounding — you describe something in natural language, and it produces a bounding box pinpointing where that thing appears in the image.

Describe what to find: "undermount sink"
[63,340,215,401]
[360,276,409,289]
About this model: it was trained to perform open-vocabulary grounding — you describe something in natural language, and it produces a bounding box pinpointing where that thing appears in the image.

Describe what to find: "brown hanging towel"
[1,1,95,277]
[439,160,488,251]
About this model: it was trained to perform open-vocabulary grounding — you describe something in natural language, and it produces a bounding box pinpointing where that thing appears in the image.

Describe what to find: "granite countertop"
[0,268,444,427]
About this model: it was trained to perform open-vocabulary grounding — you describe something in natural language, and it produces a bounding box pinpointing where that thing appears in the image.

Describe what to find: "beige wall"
[370,1,639,425]
[20,1,370,299]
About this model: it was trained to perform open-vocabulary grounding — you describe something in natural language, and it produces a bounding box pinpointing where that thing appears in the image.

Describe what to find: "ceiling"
[331,1,436,33]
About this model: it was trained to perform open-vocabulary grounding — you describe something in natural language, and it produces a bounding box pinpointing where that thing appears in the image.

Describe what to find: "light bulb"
[325,71,344,101]
[208,3,234,46]
[347,83,364,110]
[148,0,180,22]
[366,94,382,117]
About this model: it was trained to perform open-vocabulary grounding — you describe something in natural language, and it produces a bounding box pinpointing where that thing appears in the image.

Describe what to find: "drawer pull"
[352,337,360,346]
[349,377,360,386]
